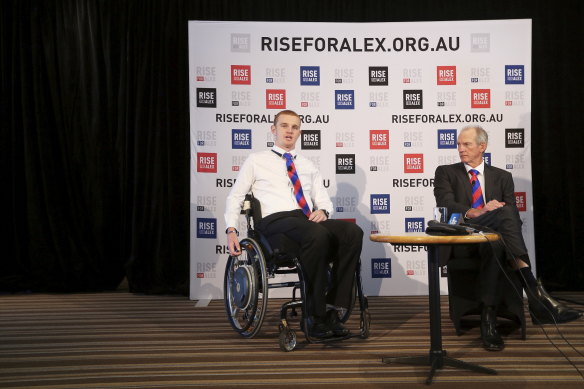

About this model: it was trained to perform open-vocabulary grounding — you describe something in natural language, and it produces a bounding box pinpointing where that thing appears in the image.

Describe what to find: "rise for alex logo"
[300,66,320,85]
[196,88,217,108]
[196,218,217,239]
[231,65,251,85]
[371,258,391,278]
[403,90,423,109]
[505,65,524,84]
[405,217,425,232]
[505,128,524,148]
[471,89,490,108]
[301,130,321,150]
[370,130,389,149]
[437,129,457,149]
[369,67,389,86]
[404,154,424,173]
[335,90,355,109]
[514,192,527,212]
[437,66,456,85]
[266,89,286,109]
[336,154,355,174]
[370,194,390,214]
[232,129,252,149]
[197,152,217,173]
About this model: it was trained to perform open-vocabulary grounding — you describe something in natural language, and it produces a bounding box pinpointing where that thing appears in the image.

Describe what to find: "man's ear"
[270,125,276,135]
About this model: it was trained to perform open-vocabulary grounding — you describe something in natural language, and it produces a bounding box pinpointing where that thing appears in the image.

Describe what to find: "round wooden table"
[370,232,499,384]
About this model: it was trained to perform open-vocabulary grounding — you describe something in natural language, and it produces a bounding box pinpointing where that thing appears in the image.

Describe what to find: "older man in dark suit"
[434,125,581,351]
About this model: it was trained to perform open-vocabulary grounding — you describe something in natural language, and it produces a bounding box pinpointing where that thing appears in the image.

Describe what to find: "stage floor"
[1,292,583,388]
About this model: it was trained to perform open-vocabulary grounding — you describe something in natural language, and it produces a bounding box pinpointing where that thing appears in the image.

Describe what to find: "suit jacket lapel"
[484,164,496,202]
[454,162,472,205]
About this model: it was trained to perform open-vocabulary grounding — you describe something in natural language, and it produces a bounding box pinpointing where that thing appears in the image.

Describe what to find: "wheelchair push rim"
[224,238,268,338]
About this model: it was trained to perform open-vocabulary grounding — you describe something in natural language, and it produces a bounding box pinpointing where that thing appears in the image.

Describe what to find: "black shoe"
[528,281,582,325]
[307,318,334,339]
[480,306,505,351]
[326,309,350,337]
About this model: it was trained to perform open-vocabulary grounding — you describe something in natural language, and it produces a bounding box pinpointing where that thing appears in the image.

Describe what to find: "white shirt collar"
[272,145,297,158]
[464,160,485,175]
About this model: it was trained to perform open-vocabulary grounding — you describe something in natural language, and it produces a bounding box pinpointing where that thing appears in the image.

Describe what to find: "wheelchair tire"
[278,327,297,352]
[360,309,371,339]
[224,238,268,338]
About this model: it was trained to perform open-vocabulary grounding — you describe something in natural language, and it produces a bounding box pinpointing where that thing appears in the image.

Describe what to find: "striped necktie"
[469,169,485,209]
[283,153,311,217]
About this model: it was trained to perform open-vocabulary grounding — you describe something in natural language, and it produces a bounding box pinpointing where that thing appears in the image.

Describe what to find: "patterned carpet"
[1,292,583,388]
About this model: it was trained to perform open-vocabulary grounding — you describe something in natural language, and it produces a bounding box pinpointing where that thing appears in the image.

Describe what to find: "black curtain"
[2,0,583,294]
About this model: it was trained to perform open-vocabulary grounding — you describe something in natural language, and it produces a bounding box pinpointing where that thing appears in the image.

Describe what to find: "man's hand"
[308,209,328,223]
[227,231,241,256]
[466,200,506,218]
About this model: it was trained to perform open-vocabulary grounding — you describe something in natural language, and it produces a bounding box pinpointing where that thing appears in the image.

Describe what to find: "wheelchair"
[224,194,371,351]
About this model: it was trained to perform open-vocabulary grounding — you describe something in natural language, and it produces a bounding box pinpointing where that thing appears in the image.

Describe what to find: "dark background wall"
[2,0,583,294]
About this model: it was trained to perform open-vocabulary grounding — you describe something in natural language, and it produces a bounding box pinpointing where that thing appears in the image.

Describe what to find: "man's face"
[457,128,486,167]
[271,113,301,151]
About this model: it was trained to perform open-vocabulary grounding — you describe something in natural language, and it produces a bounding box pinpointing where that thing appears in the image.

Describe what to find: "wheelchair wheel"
[278,327,297,352]
[360,308,371,339]
[224,238,268,338]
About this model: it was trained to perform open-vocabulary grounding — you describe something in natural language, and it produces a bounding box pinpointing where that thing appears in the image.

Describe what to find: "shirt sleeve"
[309,166,334,217]
[224,155,255,229]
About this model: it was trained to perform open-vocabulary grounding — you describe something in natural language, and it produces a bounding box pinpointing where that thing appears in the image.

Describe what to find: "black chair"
[444,244,526,340]
[223,194,371,351]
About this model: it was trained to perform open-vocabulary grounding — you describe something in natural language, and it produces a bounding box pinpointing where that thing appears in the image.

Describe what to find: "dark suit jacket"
[433,162,517,265]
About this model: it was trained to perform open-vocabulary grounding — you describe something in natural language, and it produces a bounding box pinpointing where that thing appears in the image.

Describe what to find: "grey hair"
[461,125,488,145]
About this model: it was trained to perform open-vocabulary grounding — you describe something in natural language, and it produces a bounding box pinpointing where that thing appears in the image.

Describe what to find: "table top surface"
[369,232,499,245]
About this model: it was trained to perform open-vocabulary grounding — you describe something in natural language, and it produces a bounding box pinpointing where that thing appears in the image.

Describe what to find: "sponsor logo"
[335,90,355,109]
[231,90,252,107]
[196,88,217,108]
[403,68,422,84]
[336,131,355,148]
[484,152,492,166]
[336,154,356,174]
[404,154,424,173]
[437,91,457,107]
[369,90,389,108]
[371,194,390,214]
[406,259,427,276]
[403,131,423,148]
[371,258,392,278]
[471,89,490,108]
[196,130,216,146]
[470,67,490,83]
[437,155,460,165]
[437,129,457,149]
[505,65,524,84]
[505,128,525,148]
[231,33,251,52]
[405,217,425,232]
[334,196,357,213]
[196,195,217,212]
[370,220,391,235]
[515,192,527,212]
[504,90,526,106]
[196,262,217,279]
[231,65,251,85]
[195,66,216,82]
[232,129,252,149]
[300,91,320,108]
[334,68,354,84]
[369,66,389,86]
[437,66,456,85]
[300,66,320,85]
[301,130,321,150]
[370,155,391,172]
[403,90,423,109]
[266,89,286,109]
[505,153,526,170]
[470,33,490,52]
[370,130,389,149]
[231,155,246,172]
[265,67,286,83]
[197,152,217,173]
[404,195,424,212]
[196,218,217,239]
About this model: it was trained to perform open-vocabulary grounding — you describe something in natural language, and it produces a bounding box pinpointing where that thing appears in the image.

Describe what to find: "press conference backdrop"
[189,20,532,300]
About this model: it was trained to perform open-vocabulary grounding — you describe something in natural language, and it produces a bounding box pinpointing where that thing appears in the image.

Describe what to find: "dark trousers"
[465,204,529,306]
[257,210,363,319]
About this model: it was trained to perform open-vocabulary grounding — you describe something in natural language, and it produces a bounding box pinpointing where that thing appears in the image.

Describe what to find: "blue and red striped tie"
[284,153,311,217]
[469,169,485,209]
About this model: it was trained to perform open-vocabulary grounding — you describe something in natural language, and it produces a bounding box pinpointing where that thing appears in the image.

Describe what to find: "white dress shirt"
[224,146,333,230]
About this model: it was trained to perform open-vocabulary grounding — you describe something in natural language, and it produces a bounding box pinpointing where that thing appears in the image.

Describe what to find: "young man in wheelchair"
[224,109,364,339]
